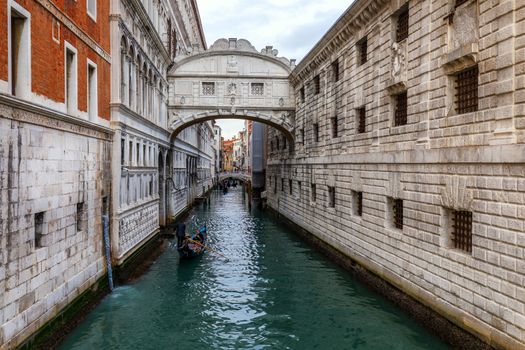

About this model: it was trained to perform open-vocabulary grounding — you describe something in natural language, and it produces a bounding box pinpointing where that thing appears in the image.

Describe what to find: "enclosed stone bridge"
[168,38,296,142]
[218,171,251,183]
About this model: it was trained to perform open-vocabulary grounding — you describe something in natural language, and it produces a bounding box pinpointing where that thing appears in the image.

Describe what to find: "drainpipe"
[102,214,114,291]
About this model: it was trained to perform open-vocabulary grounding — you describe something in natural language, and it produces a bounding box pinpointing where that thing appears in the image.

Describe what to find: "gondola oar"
[186,238,230,261]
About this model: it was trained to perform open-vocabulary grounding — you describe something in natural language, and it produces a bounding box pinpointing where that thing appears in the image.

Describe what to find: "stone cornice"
[35,0,111,63]
[290,0,389,86]
[110,103,170,137]
[123,0,171,63]
[0,94,113,140]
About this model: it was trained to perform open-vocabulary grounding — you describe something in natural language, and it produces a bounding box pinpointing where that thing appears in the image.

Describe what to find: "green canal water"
[60,188,449,350]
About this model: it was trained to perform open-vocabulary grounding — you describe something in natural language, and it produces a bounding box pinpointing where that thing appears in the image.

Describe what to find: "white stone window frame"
[64,41,79,115]
[87,0,97,22]
[7,0,32,97]
[87,58,98,122]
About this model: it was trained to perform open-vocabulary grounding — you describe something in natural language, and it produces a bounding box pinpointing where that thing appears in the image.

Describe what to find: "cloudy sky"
[197,0,353,139]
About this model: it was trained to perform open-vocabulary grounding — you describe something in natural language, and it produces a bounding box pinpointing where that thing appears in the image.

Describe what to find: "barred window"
[452,210,473,253]
[353,191,363,216]
[393,198,403,230]
[251,83,264,95]
[276,136,280,150]
[300,128,305,145]
[331,117,338,138]
[298,181,302,197]
[455,0,469,8]
[281,178,285,192]
[283,137,287,150]
[328,186,335,208]
[394,91,408,126]
[289,179,293,195]
[300,86,305,102]
[270,140,274,151]
[311,184,317,202]
[202,82,215,95]
[313,75,320,95]
[396,5,409,42]
[313,123,319,142]
[332,60,340,82]
[456,66,478,114]
[274,177,277,194]
[357,37,368,65]
[357,107,366,133]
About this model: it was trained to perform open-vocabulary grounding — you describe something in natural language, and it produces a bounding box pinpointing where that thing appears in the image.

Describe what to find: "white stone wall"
[268,0,525,348]
[0,99,112,348]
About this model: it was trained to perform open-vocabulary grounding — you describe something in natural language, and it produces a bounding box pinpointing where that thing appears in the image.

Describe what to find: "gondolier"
[176,222,186,248]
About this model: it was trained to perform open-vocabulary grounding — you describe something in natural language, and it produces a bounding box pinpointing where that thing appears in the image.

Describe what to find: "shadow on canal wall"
[18,190,214,350]
[265,206,496,350]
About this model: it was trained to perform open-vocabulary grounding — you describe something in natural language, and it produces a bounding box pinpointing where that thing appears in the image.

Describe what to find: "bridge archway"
[168,38,296,143]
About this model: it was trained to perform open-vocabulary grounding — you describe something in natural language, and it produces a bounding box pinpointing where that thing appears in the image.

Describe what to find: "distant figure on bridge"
[176,222,186,248]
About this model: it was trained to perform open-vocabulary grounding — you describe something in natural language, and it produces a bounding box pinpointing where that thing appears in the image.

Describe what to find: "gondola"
[177,226,207,259]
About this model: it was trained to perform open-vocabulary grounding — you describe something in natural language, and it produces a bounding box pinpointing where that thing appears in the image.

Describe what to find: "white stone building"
[109,0,213,264]
[267,0,525,348]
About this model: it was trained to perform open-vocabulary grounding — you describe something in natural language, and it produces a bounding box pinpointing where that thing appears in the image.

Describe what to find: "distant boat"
[178,226,207,259]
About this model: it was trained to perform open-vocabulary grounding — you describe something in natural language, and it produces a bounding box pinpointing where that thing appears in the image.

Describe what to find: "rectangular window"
[251,83,264,95]
[274,177,277,194]
[331,117,338,138]
[451,210,473,253]
[353,191,363,216]
[332,60,340,82]
[300,86,305,103]
[65,47,77,114]
[394,91,408,126]
[456,66,478,114]
[270,140,274,151]
[128,141,133,166]
[35,212,44,248]
[392,198,403,230]
[357,37,368,65]
[313,123,319,142]
[289,179,293,195]
[136,143,140,166]
[281,178,285,192]
[87,63,97,122]
[76,202,85,232]
[143,145,147,166]
[311,184,317,202]
[298,181,301,197]
[357,106,366,133]
[10,5,30,97]
[455,0,469,8]
[87,0,97,21]
[328,186,335,208]
[202,82,215,95]
[121,138,125,164]
[300,128,305,145]
[313,75,320,95]
[396,5,409,42]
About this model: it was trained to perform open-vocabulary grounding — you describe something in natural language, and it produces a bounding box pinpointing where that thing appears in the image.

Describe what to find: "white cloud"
[196,0,353,136]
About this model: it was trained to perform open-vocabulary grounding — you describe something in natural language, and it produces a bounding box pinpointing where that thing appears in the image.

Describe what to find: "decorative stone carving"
[227,56,238,73]
[391,42,405,80]
[227,83,237,95]
[450,2,478,52]
[441,175,473,211]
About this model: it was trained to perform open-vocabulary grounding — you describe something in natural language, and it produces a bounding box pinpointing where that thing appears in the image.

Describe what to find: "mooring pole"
[102,214,114,291]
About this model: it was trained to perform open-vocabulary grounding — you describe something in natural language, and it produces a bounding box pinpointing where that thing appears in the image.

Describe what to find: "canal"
[60,188,449,350]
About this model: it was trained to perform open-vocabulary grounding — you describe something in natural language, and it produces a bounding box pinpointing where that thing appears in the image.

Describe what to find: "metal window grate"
[311,184,317,202]
[358,37,368,65]
[313,75,320,94]
[274,177,277,194]
[452,210,472,253]
[251,83,264,95]
[394,91,408,126]
[300,87,305,102]
[455,0,469,8]
[357,107,366,133]
[313,123,319,142]
[202,82,215,95]
[289,179,293,195]
[356,192,363,216]
[276,136,280,150]
[283,137,287,150]
[332,60,340,82]
[456,66,478,114]
[281,178,285,192]
[393,199,403,229]
[331,117,338,138]
[396,6,409,42]
[301,129,305,145]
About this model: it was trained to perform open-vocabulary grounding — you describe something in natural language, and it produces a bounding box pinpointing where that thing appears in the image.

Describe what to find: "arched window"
[128,46,135,109]
[120,37,127,104]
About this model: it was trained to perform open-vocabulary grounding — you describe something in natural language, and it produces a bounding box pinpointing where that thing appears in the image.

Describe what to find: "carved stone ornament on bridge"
[180,96,186,105]
[227,55,238,72]
[227,83,237,95]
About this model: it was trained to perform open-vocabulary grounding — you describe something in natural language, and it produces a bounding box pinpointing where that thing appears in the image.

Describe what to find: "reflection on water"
[60,188,449,350]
